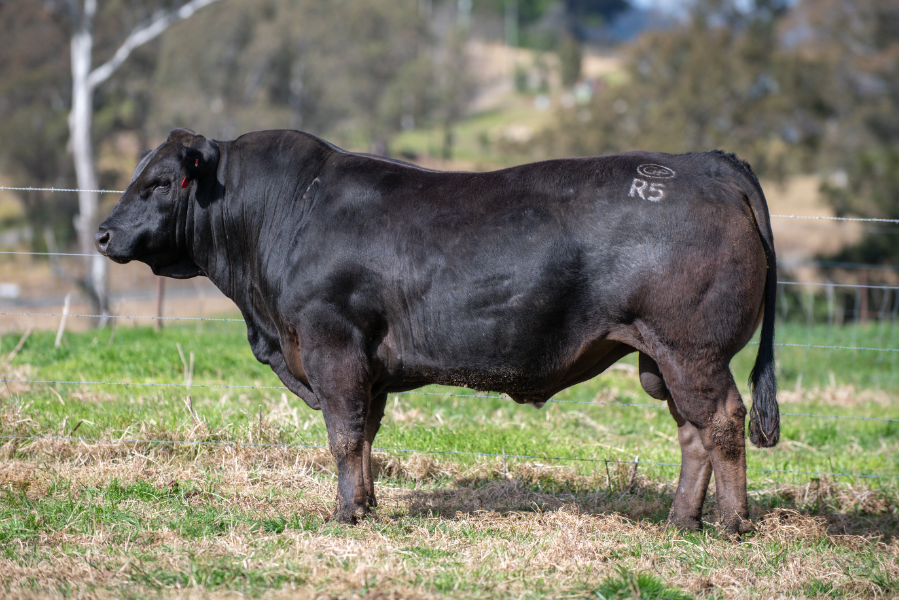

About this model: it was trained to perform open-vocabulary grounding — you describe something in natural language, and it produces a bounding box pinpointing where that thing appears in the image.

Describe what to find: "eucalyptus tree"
[42,0,223,324]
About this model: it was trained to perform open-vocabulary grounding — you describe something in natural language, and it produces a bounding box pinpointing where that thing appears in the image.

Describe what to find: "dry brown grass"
[0,364,35,396]
[778,384,898,407]
[0,442,896,599]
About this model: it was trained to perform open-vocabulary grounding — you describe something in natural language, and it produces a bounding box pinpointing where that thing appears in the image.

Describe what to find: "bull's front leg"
[319,382,372,524]
[302,327,376,524]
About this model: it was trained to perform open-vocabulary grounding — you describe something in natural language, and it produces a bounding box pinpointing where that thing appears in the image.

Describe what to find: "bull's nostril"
[95,230,111,253]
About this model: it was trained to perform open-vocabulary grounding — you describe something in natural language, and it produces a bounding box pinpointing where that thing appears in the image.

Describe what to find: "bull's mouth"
[95,230,136,265]
[95,243,133,264]
[97,247,206,279]
[101,252,133,265]
[97,239,201,278]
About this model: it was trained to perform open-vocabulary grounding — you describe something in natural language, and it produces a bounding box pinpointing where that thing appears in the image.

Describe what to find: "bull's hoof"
[331,509,358,525]
[718,515,753,538]
[667,512,703,533]
[330,501,372,525]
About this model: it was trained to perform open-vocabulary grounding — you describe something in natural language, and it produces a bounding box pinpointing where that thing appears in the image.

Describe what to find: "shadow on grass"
[395,474,670,523]
[387,473,899,541]
[749,479,899,541]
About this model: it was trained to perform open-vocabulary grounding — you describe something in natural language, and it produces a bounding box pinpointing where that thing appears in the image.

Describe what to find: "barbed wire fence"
[1,187,898,484]
[2,432,898,482]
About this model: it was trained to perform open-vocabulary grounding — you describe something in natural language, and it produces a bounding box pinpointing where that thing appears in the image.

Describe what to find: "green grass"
[391,96,559,168]
[596,567,694,600]
[2,319,897,484]
[0,319,897,598]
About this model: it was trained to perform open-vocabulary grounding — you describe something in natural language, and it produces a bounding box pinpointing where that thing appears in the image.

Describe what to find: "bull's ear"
[167,128,197,143]
[183,137,220,180]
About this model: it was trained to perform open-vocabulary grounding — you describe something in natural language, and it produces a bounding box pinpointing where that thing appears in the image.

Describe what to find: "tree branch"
[85,0,223,90]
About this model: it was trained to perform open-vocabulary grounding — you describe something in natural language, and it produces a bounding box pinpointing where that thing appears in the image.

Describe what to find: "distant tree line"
[0,0,628,262]
[1,0,896,275]
[526,0,899,265]
[0,0,479,321]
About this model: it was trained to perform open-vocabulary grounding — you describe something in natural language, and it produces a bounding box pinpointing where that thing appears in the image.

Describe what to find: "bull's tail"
[748,236,779,447]
[720,151,779,448]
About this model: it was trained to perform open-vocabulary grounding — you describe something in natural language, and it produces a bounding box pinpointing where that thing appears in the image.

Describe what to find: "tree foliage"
[0,0,480,256]
[805,0,899,217]
[533,0,826,176]
[527,0,899,266]
[791,0,899,265]
[0,2,76,250]
[147,0,461,155]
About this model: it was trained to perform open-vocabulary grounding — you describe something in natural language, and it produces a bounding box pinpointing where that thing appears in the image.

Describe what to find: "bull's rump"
[293,151,766,395]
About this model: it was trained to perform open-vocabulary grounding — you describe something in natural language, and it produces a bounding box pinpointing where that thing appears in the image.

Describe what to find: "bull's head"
[96,129,219,279]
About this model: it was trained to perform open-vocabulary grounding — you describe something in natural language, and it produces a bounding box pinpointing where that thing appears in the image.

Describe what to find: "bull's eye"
[156,181,170,190]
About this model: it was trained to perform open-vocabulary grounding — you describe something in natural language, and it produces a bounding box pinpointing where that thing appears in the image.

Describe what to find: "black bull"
[97,128,779,534]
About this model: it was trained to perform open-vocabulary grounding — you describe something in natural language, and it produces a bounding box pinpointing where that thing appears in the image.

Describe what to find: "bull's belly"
[383,337,633,405]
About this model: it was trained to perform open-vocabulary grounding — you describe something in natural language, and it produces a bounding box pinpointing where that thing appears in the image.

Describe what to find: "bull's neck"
[187,132,332,303]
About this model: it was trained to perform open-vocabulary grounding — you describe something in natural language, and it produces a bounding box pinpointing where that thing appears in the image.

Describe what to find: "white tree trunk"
[65,0,223,326]
[69,0,109,324]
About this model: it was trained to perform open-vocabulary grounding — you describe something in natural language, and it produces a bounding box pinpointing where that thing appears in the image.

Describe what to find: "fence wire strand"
[2,312,892,352]
[5,187,899,223]
[4,250,899,273]
[770,214,899,224]
[3,378,898,424]
[0,434,895,480]
[747,341,899,353]
[0,186,124,194]
[0,311,244,322]
[1,187,898,484]
[0,251,105,258]
[778,281,899,291]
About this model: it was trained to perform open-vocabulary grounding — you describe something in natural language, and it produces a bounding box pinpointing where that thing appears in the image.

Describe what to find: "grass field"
[0,318,897,599]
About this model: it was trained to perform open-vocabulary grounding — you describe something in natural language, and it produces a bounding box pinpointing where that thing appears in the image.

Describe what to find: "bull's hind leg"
[665,399,713,531]
[701,381,752,535]
[660,361,752,535]
[639,353,713,531]
[362,393,387,508]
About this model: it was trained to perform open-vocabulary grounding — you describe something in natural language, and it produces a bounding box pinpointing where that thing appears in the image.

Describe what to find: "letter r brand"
[628,178,647,199]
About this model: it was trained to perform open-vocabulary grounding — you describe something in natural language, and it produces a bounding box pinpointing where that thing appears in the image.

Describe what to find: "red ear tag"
[181,159,199,188]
